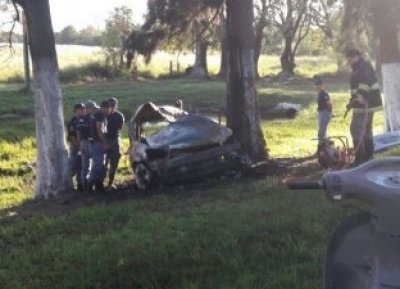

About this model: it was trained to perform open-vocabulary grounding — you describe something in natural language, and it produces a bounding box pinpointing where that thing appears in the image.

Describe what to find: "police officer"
[86,100,109,192]
[76,103,91,191]
[345,49,382,166]
[67,103,85,191]
[105,97,125,189]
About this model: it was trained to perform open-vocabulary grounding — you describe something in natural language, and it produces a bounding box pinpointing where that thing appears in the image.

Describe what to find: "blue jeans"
[68,144,82,187]
[80,140,90,185]
[106,138,122,185]
[350,111,375,163]
[318,110,332,144]
[88,142,106,184]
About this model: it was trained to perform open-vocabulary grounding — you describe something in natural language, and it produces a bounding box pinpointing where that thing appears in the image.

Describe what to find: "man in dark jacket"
[345,49,382,166]
[67,103,85,191]
[105,97,124,189]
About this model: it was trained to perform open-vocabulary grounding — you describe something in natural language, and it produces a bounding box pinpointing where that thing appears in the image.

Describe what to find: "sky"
[49,0,147,32]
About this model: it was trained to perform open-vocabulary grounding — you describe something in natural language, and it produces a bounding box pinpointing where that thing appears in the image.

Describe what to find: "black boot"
[364,138,374,161]
[95,182,105,193]
[84,181,94,193]
[352,139,366,167]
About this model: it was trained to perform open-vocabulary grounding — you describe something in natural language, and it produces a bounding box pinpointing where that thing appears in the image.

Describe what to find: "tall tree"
[340,0,375,62]
[372,0,400,131]
[253,0,270,78]
[128,0,222,79]
[102,6,135,70]
[274,0,311,78]
[14,0,70,197]
[226,0,266,161]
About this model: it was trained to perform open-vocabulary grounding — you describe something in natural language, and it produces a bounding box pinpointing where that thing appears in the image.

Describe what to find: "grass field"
[0,45,338,82]
[0,52,396,289]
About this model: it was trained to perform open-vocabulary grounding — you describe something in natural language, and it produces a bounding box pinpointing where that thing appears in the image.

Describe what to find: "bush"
[59,62,115,82]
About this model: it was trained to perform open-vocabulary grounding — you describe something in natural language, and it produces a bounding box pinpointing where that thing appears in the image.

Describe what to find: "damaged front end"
[129,102,247,190]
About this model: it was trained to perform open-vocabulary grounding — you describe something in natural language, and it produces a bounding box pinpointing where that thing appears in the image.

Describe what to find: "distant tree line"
[0,25,103,46]
[54,25,103,46]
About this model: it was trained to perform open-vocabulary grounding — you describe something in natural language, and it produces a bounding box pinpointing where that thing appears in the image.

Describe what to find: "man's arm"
[96,121,106,145]
[118,113,125,130]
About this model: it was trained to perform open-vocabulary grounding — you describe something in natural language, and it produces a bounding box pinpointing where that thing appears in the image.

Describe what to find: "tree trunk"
[382,64,400,131]
[280,35,295,78]
[20,0,70,197]
[226,0,267,161]
[373,0,400,131]
[22,11,31,91]
[188,20,209,79]
[254,29,263,79]
[254,18,266,79]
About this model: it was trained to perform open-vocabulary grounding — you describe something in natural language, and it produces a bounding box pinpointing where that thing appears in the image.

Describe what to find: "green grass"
[0,58,392,289]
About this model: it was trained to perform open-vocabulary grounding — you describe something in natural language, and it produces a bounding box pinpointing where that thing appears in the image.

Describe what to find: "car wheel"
[135,163,153,190]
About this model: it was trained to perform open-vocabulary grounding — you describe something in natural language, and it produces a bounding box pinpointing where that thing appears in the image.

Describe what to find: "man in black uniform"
[67,103,85,191]
[345,49,382,166]
[105,97,125,189]
[76,103,91,191]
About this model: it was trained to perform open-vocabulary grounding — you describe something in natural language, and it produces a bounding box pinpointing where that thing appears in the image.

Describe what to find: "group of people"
[67,97,125,192]
[315,49,382,167]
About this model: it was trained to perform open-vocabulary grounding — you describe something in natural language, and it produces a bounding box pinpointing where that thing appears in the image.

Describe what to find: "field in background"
[0,44,339,83]
[0,49,395,289]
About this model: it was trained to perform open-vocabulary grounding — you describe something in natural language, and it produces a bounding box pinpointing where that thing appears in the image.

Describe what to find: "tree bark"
[188,20,209,79]
[280,35,296,77]
[254,22,264,78]
[226,0,267,161]
[373,0,400,131]
[19,0,70,197]
[254,1,268,79]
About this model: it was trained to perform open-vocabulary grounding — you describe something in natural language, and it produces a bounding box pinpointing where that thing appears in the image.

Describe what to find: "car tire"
[135,163,153,190]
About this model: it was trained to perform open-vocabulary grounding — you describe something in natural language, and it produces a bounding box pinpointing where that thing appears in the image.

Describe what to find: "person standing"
[86,100,109,192]
[105,97,125,189]
[76,103,91,191]
[345,49,382,166]
[67,103,85,191]
[314,76,332,155]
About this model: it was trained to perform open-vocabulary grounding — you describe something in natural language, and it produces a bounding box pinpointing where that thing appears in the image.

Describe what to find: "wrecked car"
[128,102,246,189]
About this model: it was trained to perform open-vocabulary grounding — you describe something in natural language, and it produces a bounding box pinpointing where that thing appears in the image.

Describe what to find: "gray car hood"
[145,114,233,150]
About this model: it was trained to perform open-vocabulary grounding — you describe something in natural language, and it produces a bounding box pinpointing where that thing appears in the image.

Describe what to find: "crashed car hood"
[132,102,186,123]
[145,114,233,150]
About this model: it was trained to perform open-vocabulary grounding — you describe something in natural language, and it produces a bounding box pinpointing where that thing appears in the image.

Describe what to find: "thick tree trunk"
[373,0,400,131]
[21,0,70,197]
[188,20,209,79]
[382,64,400,131]
[226,0,267,161]
[280,35,295,78]
[254,19,266,78]
[218,36,228,78]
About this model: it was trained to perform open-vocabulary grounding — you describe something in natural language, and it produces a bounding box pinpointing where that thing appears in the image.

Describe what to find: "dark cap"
[313,75,323,85]
[85,100,99,110]
[100,100,111,108]
[108,97,118,108]
[73,103,85,111]
[345,49,362,58]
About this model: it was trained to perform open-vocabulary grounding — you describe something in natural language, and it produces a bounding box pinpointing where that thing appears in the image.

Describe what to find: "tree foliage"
[125,0,223,62]
[101,6,136,74]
